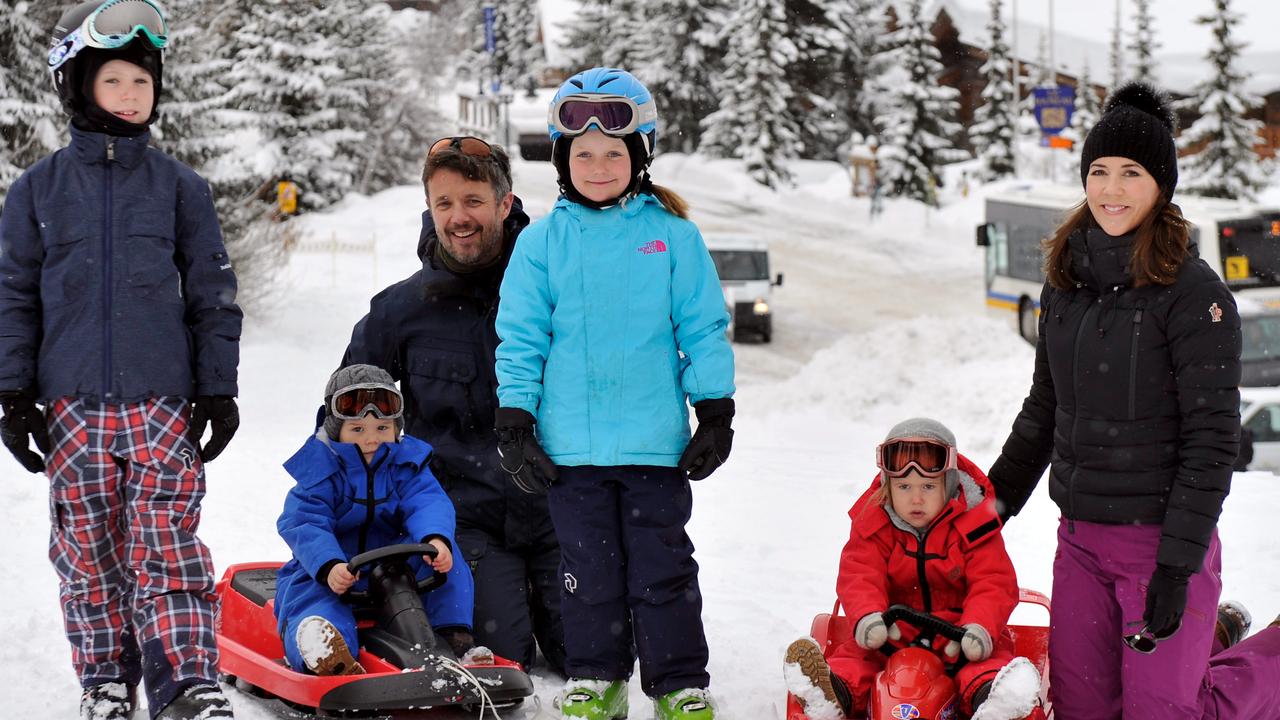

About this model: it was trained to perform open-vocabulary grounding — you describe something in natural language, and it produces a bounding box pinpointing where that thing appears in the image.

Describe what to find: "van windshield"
[1242,314,1280,363]
[711,250,768,281]
[1218,214,1280,290]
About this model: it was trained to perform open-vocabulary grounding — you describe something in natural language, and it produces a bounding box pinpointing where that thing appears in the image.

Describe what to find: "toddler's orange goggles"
[876,437,956,479]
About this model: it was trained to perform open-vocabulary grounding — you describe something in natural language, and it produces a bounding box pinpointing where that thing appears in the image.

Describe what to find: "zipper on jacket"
[1128,307,1143,420]
[912,506,951,613]
[357,454,385,555]
[102,139,115,398]
[1067,300,1097,534]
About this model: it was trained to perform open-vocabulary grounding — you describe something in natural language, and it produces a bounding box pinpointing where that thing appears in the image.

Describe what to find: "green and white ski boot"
[653,688,716,719]
[557,678,628,719]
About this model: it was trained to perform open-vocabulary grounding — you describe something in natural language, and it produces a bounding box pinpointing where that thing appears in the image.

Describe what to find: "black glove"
[188,396,239,463]
[0,391,49,474]
[678,398,734,481]
[1142,564,1191,639]
[494,407,558,494]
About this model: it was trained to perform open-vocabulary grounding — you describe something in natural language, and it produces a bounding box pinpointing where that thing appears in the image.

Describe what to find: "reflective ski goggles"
[428,135,495,159]
[49,0,168,72]
[330,384,404,421]
[549,94,657,137]
[876,438,957,479]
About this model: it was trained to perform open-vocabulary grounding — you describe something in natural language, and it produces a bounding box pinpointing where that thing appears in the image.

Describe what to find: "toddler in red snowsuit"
[786,418,1040,720]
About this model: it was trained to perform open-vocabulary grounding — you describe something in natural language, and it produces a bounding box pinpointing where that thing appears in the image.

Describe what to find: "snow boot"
[784,638,846,719]
[153,684,234,719]
[438,626,477,659]
[555,678,628,719]
[80,681,137,720]
[653,688,716,719]
[1215,600,1253,650]
[969,656,1041,720]
[460,645,495,665]
[296,615,364,676]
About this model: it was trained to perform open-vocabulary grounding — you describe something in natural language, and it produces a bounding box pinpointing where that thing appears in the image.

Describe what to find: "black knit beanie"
[1080,81,1178,198]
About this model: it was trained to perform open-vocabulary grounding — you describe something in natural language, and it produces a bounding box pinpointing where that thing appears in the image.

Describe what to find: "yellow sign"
[277,180,298,216]
[1225,256,1250,281]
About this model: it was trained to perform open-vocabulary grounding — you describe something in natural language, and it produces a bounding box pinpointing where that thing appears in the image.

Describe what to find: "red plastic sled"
[785,589,1054,720]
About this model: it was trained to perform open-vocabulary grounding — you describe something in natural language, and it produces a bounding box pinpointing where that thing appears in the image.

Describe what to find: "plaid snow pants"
[45,397,219,713]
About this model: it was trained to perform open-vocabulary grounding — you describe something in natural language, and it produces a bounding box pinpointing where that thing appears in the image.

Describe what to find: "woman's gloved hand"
[495,407,558,494]
[678,398,735,481]
[0,390,49,473]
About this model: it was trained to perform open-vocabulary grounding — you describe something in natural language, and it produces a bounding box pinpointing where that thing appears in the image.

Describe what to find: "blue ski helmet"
[548,67,658,155]
[548,67,659,208]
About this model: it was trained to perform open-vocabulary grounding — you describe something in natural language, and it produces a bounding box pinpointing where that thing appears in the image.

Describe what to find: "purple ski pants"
[1049,518,1280,719]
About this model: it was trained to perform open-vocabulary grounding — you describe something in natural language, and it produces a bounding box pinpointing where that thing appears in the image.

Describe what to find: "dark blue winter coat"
[274,431,460,630]
[342,200,551,542]
[0,125,242,402]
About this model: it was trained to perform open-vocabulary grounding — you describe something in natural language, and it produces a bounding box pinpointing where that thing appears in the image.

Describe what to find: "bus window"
[1242,315,1280,363]
[1218,213,1280,290]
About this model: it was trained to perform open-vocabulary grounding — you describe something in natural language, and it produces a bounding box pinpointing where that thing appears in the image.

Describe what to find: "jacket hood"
[859,452,1002,543]
[283,430,432,487]
[417,195,530,265]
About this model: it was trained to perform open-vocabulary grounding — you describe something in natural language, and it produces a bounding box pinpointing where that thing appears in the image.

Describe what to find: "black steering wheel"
[342,542,446,603]
[878,604,970,674]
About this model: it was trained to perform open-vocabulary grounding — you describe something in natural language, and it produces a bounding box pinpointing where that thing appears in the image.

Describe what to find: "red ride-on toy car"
[215,543,534,717]
[786,589,1053,720]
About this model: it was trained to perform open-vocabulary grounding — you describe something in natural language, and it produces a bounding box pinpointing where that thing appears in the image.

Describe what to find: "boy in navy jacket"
[275,365,479,675]
[0,3,241,718]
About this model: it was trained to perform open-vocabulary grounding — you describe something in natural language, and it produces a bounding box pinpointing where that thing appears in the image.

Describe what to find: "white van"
[705,235,783,343]
[976,182,1280,386]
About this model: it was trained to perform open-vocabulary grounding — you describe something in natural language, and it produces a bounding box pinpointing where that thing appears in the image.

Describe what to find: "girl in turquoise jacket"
[494,68,735,720]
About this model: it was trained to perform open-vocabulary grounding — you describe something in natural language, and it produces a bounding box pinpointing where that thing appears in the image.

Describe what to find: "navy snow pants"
[548,465,709,696]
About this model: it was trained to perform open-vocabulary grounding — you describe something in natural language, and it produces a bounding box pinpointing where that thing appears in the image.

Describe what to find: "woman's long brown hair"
[1042,196,1192,289]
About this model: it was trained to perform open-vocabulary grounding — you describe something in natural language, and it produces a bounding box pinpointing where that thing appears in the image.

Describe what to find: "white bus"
[976,182,1280,386]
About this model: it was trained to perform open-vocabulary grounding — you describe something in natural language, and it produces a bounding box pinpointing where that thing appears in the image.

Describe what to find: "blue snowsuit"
[495,192,734,695]
[274,431,474,672]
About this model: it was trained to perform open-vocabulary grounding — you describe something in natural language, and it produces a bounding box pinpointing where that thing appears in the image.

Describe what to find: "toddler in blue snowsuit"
[274,364,478,675]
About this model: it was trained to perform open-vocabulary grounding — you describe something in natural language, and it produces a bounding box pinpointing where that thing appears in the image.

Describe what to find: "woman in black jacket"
[989,82,1280,718]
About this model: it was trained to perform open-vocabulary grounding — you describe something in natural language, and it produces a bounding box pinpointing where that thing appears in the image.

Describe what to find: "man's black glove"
[495,407,558,494]
[0,391,49,474]
[1142,564,1191,639]
[188,396,239,463]
[678,398,734,481]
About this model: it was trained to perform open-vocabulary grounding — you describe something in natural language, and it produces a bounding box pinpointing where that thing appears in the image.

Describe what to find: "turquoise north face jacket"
[495,193,735,467]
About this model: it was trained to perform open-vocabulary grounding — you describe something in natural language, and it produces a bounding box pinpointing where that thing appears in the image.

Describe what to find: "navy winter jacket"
[343,200,550,542]
[0,125,242,402]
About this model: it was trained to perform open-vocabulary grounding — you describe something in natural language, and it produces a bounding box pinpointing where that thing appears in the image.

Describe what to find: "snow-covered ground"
[3,154,1279,718]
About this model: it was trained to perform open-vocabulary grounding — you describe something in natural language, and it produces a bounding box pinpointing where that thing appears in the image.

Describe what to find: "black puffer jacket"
[341,200,548,540]
[989,226,1241,573]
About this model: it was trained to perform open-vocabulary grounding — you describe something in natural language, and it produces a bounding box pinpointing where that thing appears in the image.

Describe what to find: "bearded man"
[342,137,564,674]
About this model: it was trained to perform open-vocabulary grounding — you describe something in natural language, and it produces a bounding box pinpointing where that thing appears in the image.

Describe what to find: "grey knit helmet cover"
[881,417,960,498]
[323,364,403,440]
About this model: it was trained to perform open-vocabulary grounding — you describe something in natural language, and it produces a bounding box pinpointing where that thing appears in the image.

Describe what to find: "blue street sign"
[1033,85,1076,136]
[484,6,496,54]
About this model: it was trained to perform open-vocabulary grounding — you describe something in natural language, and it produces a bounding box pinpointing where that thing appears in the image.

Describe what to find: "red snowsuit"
[831,453,1021,713]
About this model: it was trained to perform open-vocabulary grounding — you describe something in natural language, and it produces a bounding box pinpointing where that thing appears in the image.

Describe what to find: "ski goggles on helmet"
[49,0,168,72]
[330,384,404,421]
[549,94,657,138]
[876,437,957,479]
[428,135,495,160]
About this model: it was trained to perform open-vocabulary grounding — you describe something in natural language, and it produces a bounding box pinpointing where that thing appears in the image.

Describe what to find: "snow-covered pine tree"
[632,0,725,153]
[1127,0,1159,85]
[874,0,965,204]
[494,0,545,97]
[699,0,800,189]
[1065,61,1102,158]
[222,0,365,210]
[1177,0,1270,201]
[783,0,845,159]
[969,0,1017,180]
[826,0,889,141]
[560,0,612,70]
[600,0,649,71]
[0,0,60,201]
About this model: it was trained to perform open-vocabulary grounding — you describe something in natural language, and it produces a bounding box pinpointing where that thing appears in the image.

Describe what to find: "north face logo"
[638,239,668,255]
